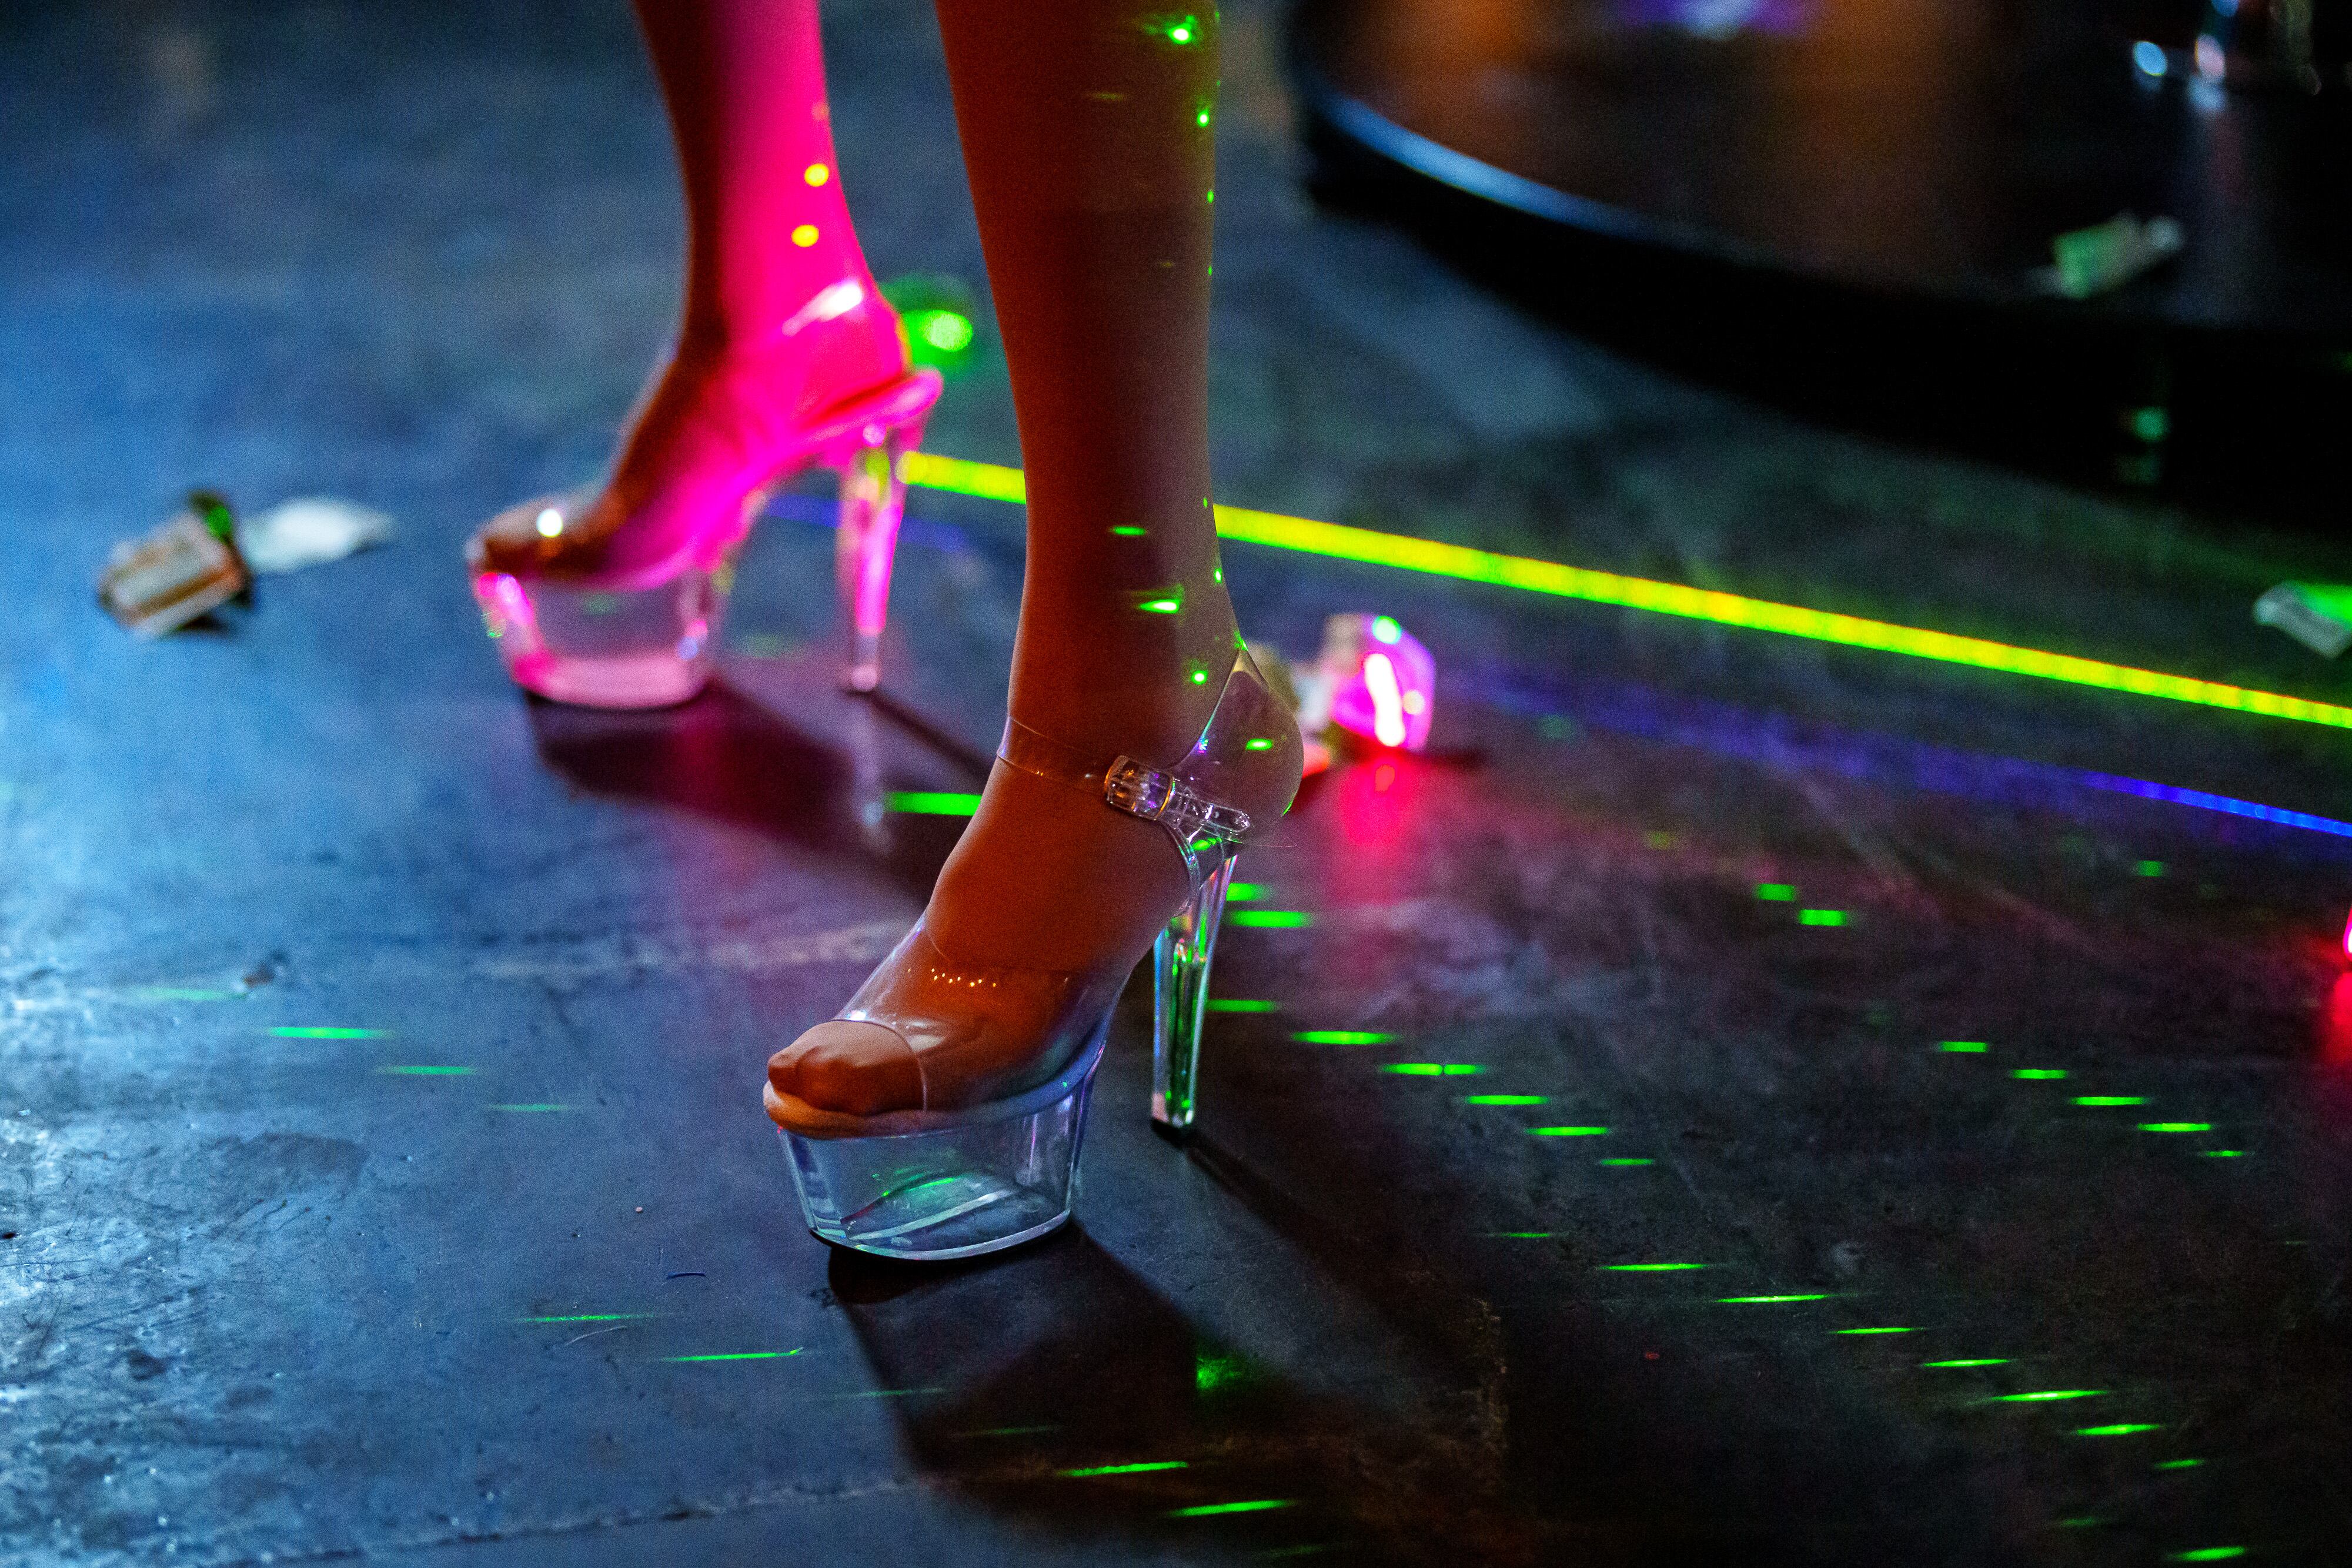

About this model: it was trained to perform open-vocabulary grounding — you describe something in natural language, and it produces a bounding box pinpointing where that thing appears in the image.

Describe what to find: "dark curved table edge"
[1281,29,2340,346]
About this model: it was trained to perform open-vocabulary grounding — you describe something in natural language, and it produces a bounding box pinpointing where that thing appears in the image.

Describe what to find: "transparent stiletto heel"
[768,644,1301,1260]
[1151,856,1235,1134]
[831,422,917,694]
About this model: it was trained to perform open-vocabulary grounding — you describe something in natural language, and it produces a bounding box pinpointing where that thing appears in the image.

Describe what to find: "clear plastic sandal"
[766,644,1301,1259]
[469,283,941,709]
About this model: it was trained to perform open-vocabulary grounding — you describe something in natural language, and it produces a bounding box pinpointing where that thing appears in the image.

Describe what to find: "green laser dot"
[1597,1157,1655,1166]
[1063,1460,1188,1477]
[1382,1063,1485,1076]
[2200,1149,2246,1158]
[1195,1352,1244,1391]
[897,453,2352,734]
[1939,1041,1989,1053]
[1228,910,1312,928]
[2141,1122,2212,1133]
[2013,1068,2068,1080]
[1224,882,1261,900]
[1190,669,1208,683]
[1167,1501,1292,1519]
[1461,1094,1548,1105]
[2135,859,2167,876]
[376,1066,474,1075]
[1487,1231,1554,1238]
[1138,599,1181,614]
[1110,525,1147,536]
[2155,1459,2205,1470]
[1529,1125,1609,1137]
[886,791,983,815]
[2077,1423,2163,1437]
[1798,909,1846,926]
[1835,1326,1917,1335]
[1206,999,1277,1012]
[1755,883,1796,901]
[1245,737,1274,750]
[2075,1095,2146,1106]
[1989,1389,2104,1403]
[1292,1029,1388,1044]
[270,1027,383,1039]
[1920,1358,2009,1368]
[665,1350,805,1363]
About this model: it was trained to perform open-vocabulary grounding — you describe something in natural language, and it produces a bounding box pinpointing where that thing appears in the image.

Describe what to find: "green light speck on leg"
[1110,524,1147,537]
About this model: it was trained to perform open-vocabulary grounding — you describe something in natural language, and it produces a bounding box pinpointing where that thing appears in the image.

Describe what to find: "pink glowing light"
[1322,614,1436,751]
[1363,653,1409,747]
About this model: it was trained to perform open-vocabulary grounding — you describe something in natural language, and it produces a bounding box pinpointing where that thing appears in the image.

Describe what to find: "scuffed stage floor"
[5,2,2352,1563]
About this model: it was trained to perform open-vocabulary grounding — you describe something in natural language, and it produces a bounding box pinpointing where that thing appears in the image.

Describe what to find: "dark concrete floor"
[8,2,2352,1564]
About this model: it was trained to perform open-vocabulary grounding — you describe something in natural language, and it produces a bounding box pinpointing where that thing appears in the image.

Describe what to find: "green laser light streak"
[2140,1122,2213,1134]
[1835,1326,1917,1336]
[897,453,2352,732]
[1920,1358,2009,1368]
[376,1065,473,1075]
[1718,1294,1830,1304]
[1989,1389,2105,1403]
[1207,999,1279,1012]
[2074,1095,2146,1106]
[1292,1029,1390,1044]
[1529,1125,1611,1136]
[1167,1500,1294,1518]
[2077,1423,2164,1437]
[886,791,983,815]
[270,1026,385,1038]
[1602,1263,1708,1272]
[1063,1460,1189,1477]
[1228,910,1313,928]
[1382,1063,1485,1076]
[665,1350,806,1363]
[1461,1094,1549,1105]
[1938,1041,1989,1053]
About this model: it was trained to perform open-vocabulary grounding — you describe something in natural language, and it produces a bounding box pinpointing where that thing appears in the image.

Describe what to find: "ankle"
[1010,599,1244,767]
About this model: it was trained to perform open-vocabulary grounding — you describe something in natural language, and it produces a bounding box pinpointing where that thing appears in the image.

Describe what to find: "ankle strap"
[996,646,1285,889]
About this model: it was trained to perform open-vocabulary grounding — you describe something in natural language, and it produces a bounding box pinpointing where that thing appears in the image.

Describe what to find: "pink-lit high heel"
[468,280,941,708]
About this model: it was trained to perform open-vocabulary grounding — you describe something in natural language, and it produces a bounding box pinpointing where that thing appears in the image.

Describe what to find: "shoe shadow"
[526,678,979,904]
[824,1228,1545,1564]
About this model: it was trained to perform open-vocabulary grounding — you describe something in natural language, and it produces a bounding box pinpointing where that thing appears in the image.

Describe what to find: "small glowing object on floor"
[2042,212,2183,299]
[2255,582,2352,658]
[98,490,248,638]
[1290,613,1435,751]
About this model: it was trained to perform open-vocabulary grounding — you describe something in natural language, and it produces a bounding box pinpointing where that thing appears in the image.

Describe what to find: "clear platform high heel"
[764,644,1301,1260]
[468,281,943,709]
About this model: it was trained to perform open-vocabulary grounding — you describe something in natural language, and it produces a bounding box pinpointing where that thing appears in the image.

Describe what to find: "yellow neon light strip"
[898,452,2352,732]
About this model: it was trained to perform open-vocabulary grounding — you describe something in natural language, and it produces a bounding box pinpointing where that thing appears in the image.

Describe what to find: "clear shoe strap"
[998,644,1297,890]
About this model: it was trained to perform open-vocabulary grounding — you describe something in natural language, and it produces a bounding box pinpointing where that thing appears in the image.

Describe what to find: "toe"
[768,1021,923,1116]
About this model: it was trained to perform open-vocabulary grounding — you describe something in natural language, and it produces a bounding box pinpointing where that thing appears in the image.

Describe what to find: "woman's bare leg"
[769,2,1301,1114]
